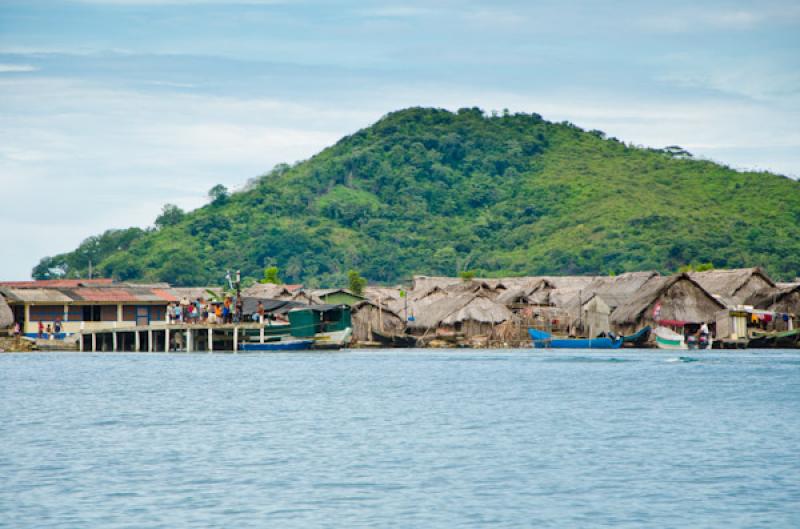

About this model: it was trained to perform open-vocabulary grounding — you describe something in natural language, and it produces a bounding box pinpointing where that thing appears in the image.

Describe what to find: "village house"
[350,300,405,344]
[688,268,775,307]
[0,279,177,338]
[609,274,726,336]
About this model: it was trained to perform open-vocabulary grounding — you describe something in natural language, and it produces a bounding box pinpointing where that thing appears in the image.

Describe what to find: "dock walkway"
[79,322,289,353]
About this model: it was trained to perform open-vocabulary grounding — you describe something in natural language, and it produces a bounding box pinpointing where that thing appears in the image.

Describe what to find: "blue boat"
[528,328,623,349]
[239,339,313,351]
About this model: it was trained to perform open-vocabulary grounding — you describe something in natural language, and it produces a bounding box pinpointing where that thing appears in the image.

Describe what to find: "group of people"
[36,319,61,339]
[167,296,244,325]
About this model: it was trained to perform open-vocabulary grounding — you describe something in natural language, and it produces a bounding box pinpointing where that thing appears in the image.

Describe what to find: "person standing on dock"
[37,321,44,339]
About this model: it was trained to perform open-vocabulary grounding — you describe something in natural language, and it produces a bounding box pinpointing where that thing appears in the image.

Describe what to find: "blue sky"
[1,0,799,279]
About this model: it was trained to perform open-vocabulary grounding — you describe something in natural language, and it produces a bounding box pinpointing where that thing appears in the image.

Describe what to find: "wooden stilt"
[91,332,96,352]
[165,328,170,352]
[134,331,140,352]
[208,327,213,352]
[233,327,238,353]
[148,329,153,352]
[112,331,117,352]
[186,329,192,353]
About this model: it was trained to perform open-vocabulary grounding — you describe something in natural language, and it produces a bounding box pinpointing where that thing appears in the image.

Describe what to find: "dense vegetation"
[33,107,800,286]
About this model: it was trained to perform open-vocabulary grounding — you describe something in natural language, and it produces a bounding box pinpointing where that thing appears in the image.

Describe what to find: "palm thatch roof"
[242,283,298,300]
[744,284,800,312]
[407,292,511,330]
[0,295,13,329]
[172,286,223,301]
[688,268,775,305]
[610,273,725,326]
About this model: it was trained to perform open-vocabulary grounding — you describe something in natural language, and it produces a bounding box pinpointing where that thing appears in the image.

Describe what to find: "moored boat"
[239,338,314,351]
[654,326,687,350]
[528,328,623,349]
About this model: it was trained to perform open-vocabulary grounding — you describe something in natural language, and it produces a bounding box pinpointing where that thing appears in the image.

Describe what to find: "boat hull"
[240,339,313,351]
[528,329,622,349]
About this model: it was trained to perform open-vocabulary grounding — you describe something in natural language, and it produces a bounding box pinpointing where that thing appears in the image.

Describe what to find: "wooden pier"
[78,322,289,353]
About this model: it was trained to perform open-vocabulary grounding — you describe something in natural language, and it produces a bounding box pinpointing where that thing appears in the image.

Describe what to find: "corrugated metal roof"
[0,285,178,304]
[0,279,114,288]
[0,288,74,303]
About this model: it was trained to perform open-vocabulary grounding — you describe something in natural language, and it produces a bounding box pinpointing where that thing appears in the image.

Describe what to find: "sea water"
[1,349,799,528]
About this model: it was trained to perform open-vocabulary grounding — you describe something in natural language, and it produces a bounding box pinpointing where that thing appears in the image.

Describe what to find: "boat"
[372,329,418,348]
[622,325,651,347]
[239,338,314,351]
[528,328,623,349]
[748,329,800,348]
[288,304,353,350]
[654,326,687,350]
[654,325,713,350]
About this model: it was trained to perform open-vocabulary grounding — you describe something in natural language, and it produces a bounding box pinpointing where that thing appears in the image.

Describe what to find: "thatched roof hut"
[610,274,726,334]
[689,268,775,306]
[350,300,405,343]
[744,284,800,315]
[406,292,512,339]
[0,294,13,330]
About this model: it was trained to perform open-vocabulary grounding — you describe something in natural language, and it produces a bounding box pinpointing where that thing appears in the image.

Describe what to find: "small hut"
[350,300,405,343]
[0,294,13,331]
[407,292,513,345]
[744,284,800,331]
[610,274,726,336]
[689,268,775,306]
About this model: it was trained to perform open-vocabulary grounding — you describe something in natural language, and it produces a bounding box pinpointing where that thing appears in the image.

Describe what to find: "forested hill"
[34,107,800,286]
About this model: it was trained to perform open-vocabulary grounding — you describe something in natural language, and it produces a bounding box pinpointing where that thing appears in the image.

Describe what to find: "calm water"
[1,349,799,528]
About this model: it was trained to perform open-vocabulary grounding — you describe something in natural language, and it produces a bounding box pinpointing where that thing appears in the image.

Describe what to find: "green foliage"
[260,266,282,284]
[348,270,367,296]
[208,184,229,206]
[678,262,715,273]
[459,271,476,281]
[154,204,185,229]
[36,107,800,285]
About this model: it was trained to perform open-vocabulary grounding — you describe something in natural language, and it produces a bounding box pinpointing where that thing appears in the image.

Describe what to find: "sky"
[1,0,799,280]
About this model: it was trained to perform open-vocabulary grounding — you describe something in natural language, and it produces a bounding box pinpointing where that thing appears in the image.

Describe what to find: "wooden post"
[112,331,118,352]
[134,331,140,352]
[186,329,192,353]
[233,327,238,353]
[117,304,124,322]
[260,325,265,344]
[208,327,213,352]
[148,329,153,352]
[79,333,84,352]
[165,328,170,352]
[63,303,69,322]
[91,332,96,352]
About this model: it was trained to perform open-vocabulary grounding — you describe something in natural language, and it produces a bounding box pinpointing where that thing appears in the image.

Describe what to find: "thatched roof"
[407,292,511,330]
[242,283,298,300]
[744,284,800,311]
[172,286,223,301]
[610,274,725,325]
[363,286,403,305]
[562,271,660,311]
[0,295,13,329]
[351,299,401,318]
[688,268,775,305]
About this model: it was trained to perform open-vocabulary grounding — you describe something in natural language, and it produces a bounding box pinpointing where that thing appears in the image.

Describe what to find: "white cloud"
[640,4,800,32]
[0,64,39,73]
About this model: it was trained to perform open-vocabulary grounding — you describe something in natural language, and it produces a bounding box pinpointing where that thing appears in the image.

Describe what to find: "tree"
[459,270,476,282]
[208,184,230,206]
[154,203,185,229]
[259,266,282,284]
[348,270,367,296]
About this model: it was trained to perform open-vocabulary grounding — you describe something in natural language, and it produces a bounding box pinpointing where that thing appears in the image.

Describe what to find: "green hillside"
[33,107,800,286]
